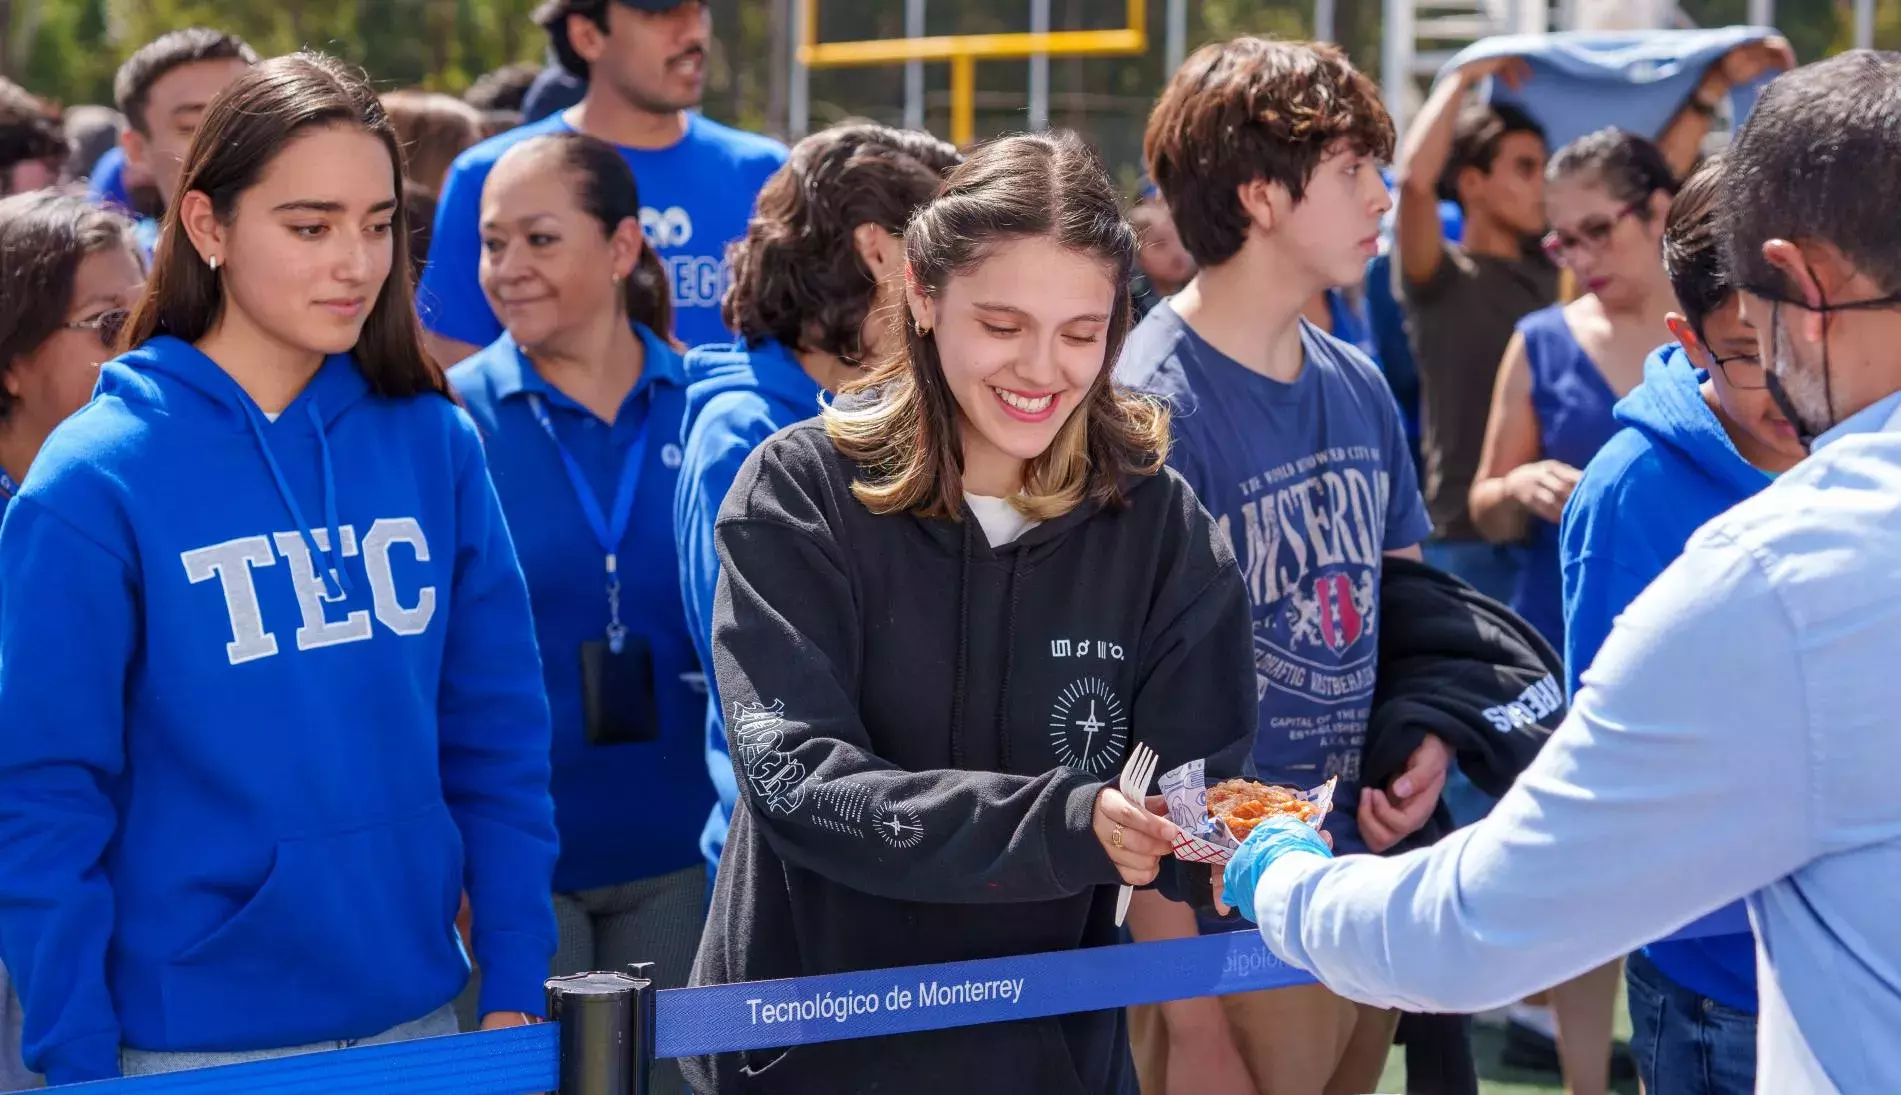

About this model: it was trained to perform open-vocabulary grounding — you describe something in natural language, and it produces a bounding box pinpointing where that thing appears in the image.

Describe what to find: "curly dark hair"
[723,122,960,361]
[1143,36,1394,267]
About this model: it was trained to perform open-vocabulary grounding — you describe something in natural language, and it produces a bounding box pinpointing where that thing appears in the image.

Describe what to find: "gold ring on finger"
[1112,825,1124,849]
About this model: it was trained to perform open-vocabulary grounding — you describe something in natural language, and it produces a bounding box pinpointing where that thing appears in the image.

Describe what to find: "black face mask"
[1746,276,1901,453]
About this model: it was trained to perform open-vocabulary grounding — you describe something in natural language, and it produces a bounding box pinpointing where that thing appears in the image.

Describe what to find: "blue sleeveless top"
[1512,305,1623,648]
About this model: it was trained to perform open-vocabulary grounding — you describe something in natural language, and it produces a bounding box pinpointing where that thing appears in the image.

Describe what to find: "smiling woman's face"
[478,145,641,354]
[909,233,1117,497]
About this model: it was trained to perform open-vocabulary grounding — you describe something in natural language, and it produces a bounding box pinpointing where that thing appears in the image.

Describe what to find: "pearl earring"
[207,255,221,271]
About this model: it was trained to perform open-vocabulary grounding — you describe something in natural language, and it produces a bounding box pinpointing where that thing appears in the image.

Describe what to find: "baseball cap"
[535,0,695,76]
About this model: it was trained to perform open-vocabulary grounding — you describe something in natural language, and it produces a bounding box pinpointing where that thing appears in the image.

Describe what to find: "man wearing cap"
[419,0,786,359]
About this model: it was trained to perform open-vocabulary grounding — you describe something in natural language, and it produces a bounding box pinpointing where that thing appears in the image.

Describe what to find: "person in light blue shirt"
[420,0,786,361]
[1561,156,1806,1095]
[674,123,959,870]
[1221,53,1901,1094]
[447,132,703,1095]
[0,55,559,1086]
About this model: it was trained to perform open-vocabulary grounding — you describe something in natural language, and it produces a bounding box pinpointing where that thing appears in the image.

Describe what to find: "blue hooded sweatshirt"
[451,325,710,894]
[1560,345,1765,1012]
[672,339,822,867]
[0,336,559,1086]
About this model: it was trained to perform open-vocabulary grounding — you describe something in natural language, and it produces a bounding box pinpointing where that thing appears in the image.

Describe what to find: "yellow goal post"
[796,0,1149,146]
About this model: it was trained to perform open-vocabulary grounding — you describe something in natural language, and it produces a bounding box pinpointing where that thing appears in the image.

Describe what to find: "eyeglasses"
[62,309,129,351]
[1540,202,1643,265]
[1710,350,1766,390]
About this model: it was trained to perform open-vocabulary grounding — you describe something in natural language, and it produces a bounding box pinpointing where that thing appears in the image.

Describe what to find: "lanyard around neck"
[526,392,648,653]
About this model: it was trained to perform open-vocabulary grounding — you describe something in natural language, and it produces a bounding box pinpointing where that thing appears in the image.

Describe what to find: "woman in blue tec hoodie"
[446,133,705,1093]
[1559,160,1804,1095]
[0,55,560,1085]
[673,123,960,869]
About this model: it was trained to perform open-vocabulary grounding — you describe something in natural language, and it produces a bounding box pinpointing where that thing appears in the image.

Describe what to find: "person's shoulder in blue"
[1561,161,1805,1082]
[677,338,822,861]
[668,122,960,868]
[419,15,787,356]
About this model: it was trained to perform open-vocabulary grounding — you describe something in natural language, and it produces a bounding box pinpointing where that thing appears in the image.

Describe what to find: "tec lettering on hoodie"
[183,520,435,664]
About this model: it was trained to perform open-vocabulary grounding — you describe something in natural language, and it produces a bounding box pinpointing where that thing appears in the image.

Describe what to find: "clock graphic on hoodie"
[1048,677,1128,775]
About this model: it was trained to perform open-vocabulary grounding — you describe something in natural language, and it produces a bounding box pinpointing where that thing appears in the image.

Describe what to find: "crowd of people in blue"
[0,1,1894,1093]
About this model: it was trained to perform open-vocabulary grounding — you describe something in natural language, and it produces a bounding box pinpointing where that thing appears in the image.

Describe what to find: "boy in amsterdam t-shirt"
[1115,36,1438,1095]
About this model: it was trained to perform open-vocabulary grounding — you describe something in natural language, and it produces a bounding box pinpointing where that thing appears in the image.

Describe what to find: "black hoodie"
[1361,556,1565,854]
[685,421,1256,1094]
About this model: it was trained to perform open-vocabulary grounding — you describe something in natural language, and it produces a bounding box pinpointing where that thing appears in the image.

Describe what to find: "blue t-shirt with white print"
[419,112,786,349]
[1118,303,1431,856]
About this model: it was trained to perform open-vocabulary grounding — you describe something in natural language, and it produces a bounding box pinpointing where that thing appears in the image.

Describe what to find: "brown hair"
[0,77,66,195]
[122,52,448,401]
[113,27,258,136]
[824,131,1169,521]
[0,191,135,421]
[498,132,676,345]
[1143,37,1394,267]
[724,122,960,361]
[381,89,484,193]
[1662,155,1727,335]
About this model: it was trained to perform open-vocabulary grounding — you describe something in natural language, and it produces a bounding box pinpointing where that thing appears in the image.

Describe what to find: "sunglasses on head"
[62,309,129,352]
[1540,201,1644,265]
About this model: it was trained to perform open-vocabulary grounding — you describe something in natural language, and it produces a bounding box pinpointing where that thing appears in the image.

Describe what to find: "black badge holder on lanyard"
[529,392,662,745]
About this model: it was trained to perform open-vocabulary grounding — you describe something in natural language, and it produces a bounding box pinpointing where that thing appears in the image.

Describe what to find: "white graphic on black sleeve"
[731,699,809,815]
[1048,677,1129,775]
[872,808,924,848]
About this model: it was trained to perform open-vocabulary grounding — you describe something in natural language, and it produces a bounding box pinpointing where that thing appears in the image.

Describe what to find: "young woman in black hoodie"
[686,132,1257,1093]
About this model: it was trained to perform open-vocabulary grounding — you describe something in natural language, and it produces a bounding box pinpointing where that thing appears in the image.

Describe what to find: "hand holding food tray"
[1159,758,1335,866]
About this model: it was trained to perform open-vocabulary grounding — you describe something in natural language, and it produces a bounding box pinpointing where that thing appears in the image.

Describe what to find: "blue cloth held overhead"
[0,335,559,1085]
[1443,27,1782,151]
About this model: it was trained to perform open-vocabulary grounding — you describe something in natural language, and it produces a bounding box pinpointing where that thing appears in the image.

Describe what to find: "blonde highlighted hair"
[824,132,1170,521]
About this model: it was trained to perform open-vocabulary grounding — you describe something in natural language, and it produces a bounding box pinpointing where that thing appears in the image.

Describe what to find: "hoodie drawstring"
[241,400,352,600]
[994,551,1025,772]
[947,519,973,769]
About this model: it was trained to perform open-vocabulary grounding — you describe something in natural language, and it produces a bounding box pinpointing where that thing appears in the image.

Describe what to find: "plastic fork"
[1113,742,1159,927]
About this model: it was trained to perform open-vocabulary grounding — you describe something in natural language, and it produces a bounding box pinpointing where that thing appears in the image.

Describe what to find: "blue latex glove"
[1220,815,1333,923]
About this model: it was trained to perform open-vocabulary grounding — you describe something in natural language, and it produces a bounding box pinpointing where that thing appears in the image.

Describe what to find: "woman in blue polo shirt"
[446,132,703,1095]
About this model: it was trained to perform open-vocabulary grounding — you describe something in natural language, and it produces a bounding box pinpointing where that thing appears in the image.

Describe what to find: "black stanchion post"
[547,971,642,1095]
[626,962,656,1095]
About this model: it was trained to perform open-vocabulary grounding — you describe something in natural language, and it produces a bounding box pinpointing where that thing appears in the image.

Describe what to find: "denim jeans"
[119,1003,459,1077]
[1420,539,1519,606]
[1625,950,1757,1095]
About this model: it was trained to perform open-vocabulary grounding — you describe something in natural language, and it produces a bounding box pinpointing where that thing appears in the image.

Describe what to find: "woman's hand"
[1094,786,1180,885]
[1359,734,1452,853]
[1504,460,1583,523]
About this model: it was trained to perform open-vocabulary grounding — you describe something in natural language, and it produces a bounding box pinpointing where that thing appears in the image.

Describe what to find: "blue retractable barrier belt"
[652,903,1750,1058]
[60,907,1744,1090]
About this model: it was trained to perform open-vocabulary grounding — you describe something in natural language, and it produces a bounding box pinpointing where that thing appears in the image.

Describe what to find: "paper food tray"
[1160,758,1335,866]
